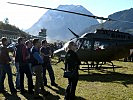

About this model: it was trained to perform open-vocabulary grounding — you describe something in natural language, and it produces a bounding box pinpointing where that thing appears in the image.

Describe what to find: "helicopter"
[54,28,133,69]
[7,2,133,71]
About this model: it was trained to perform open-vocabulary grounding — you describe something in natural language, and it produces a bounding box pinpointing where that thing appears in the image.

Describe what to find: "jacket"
[0,45,11,64]
[65,50,81,71]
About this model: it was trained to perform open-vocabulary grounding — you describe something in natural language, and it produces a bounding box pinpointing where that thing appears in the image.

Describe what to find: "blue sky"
[0,0,132,30]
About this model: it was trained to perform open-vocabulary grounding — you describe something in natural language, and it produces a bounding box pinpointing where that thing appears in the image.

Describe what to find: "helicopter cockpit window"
[81,40,91,49]
[75,39,83,49]
[94,41,108,50]
[94,41,101,50]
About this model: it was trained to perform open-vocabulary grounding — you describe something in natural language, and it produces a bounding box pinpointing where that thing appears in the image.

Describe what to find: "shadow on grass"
[19,92,35,100]
[79,70,133,87]
[1,92,21,100]
[46,85,86,100]
[19,90,60,100]
[47,85,65,96]
[45,92,60,100]
[75,96,86,100]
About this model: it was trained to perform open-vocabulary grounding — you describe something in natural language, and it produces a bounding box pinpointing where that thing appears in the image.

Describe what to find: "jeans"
[29,63,33,75]
[0,64,16,92]
[15,62,20,88]
[19,63,33,92]
[33,65,44,96]
[42,61,55,85]
[65,71,79,100]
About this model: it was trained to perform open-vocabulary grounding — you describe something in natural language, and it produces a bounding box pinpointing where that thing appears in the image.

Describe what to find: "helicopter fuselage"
[54,29,133,63]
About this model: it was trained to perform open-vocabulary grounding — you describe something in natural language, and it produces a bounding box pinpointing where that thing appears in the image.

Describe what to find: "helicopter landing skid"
[80,61,115,73]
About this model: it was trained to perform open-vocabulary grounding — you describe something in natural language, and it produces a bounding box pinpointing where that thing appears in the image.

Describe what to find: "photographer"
[64,41,81,100]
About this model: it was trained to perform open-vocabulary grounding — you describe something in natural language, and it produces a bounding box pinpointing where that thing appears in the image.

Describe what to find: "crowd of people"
[0,37,81,100]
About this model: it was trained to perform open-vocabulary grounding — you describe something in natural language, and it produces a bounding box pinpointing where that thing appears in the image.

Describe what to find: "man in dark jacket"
[40,40,57,86]
[64,41,81,100]
[0,37,16,94]
[15,37,33,94]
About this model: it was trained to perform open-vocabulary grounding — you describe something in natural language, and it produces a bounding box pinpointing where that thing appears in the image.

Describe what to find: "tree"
[4,18,9,24]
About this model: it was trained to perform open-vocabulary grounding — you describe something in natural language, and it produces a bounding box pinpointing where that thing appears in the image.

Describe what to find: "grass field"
[0,60,133,100]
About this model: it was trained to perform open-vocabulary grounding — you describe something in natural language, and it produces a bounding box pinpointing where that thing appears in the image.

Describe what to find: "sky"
[0,0,132,30]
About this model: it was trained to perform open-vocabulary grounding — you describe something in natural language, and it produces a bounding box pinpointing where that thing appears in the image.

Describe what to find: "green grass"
[1,61,133,100]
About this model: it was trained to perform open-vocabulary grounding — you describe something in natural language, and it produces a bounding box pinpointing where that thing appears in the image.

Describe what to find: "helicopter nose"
[53,48,66,58]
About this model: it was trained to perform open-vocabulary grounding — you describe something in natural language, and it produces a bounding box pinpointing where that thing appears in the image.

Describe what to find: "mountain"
[26,5,99,41]
[83,8,133,34]
[0,21,28,38]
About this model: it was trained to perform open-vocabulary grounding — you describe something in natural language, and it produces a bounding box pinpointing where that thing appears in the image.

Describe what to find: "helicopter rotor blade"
[108,19,133,24]
[7,2,111,21]
[7,2,133,24]
[68,28,79,38]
